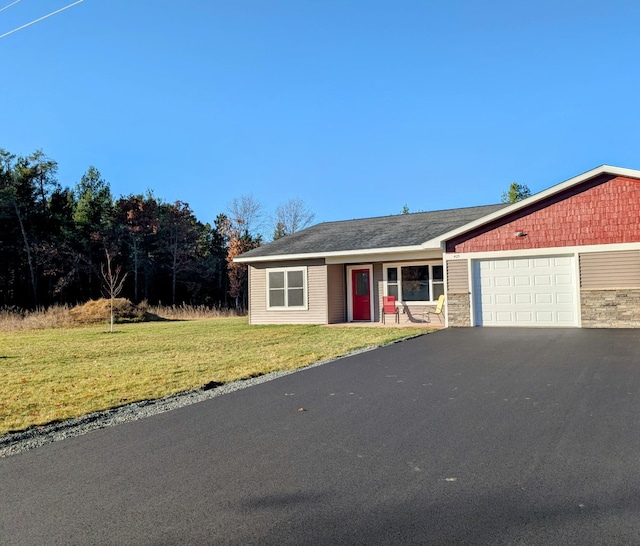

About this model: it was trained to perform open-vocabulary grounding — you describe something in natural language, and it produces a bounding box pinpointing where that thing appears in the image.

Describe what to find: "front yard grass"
[1,317,426,435]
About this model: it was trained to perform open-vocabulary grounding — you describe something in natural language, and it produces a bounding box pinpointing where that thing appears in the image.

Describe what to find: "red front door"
[352,268,371,321]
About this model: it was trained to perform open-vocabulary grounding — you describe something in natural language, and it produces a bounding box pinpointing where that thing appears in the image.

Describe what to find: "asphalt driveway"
[2,328,640,545]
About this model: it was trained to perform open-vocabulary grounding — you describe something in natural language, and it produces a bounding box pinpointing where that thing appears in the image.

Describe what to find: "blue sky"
[3,0,640,236]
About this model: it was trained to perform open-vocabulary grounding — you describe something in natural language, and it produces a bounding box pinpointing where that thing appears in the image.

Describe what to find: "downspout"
[441,242,448,328]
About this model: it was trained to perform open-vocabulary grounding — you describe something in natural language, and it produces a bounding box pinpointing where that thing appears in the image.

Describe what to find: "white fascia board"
[234,244,430,264]
[326,248,442,264]
[442,241,640,261]
[422,165,640,248]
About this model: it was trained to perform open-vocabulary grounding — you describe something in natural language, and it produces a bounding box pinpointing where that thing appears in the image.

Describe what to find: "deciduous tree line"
[0,149,315,310]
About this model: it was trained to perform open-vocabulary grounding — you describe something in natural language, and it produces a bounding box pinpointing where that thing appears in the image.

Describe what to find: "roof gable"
[436,165,640,247]
[446,173,640,253]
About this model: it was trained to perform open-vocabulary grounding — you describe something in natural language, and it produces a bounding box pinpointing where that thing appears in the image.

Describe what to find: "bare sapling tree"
[224,195,264,310]
[228,194,265,235]
[101,248,128,333]
[272,198,315,240]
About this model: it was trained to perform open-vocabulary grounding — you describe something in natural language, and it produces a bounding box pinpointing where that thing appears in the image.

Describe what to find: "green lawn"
[1,317,427,435]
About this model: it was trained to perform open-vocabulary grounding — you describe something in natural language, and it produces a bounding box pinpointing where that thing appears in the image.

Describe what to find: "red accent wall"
[449,176,640,253]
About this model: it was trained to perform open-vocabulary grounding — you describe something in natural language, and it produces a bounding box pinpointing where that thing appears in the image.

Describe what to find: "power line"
[0,0,85,40]
[0,1,21,15]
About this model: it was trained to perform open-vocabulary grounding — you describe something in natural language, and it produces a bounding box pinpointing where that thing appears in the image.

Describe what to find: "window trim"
[383,261,444,304]
[266,266,308,311]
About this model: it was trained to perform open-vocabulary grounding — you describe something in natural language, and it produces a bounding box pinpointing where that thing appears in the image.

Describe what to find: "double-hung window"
[384,263,444,303]
[267,267,308,310]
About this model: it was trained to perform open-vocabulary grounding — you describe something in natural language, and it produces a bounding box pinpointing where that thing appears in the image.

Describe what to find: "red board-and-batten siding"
[446,176,640,253]
[248,261,346,325]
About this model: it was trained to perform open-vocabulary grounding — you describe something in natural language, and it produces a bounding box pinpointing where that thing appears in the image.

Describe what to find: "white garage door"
[473,256,578,327]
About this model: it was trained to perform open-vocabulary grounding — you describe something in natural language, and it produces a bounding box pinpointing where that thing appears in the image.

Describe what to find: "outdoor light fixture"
[514,231,527,237]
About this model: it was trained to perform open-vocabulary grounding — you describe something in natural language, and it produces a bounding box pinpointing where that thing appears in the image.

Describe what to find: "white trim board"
[235,245,431,264]
[444,241,640,262]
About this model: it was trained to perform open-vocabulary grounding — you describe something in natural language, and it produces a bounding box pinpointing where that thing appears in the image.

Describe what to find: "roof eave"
[234,244,429,264]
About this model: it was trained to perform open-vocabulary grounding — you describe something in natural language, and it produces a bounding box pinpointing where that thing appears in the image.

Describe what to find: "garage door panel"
[534,275,552,286]
[535,311,553,322]
[554,256,572,267]
[481,311,495,322]
[557,293,574,304]
[479,277,493,288]
[535,293,553,304]
[494,276,511,287]
[480,294,493,305]
[557,311,575,323]
[473,256,577,327]
[515,311,533,322]
[555,274,572,285]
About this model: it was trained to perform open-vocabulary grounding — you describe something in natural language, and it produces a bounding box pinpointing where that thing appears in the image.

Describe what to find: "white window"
[384,263,444,303]
[267,267,308,310]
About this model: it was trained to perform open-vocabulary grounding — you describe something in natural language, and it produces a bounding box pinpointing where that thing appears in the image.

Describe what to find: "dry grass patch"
[144,303,238,321]
[0,301,241,331]
[0,305,76,331]
[0,317,428,435]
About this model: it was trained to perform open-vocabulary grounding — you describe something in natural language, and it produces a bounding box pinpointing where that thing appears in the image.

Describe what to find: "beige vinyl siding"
[446,259,469,293]
[248,266,265,325]
[373,263,383,322]
[327,264,346,323]
[249,259,328,324]
[580,250,640,289]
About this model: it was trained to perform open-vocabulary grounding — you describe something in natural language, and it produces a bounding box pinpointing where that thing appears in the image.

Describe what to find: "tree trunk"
[172,238,178,306]
[12,197,37,306]
[132,237,139,303]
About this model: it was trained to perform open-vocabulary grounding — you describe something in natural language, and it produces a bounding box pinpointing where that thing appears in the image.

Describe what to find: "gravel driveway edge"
[0,339,416,459]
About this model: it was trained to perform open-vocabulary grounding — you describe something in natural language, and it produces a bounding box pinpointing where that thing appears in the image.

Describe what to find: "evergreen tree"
[501,182,531,203]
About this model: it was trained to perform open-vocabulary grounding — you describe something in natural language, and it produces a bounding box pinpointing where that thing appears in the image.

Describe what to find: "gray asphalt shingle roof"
[239,203,507,259]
